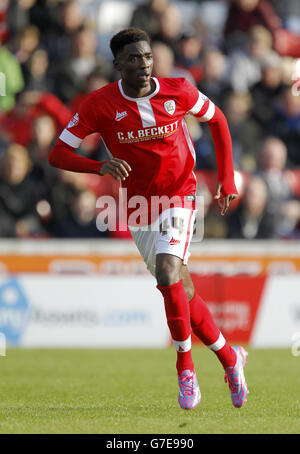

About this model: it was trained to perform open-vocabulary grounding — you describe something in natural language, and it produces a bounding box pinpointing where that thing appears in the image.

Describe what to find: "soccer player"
[48,28,248,410]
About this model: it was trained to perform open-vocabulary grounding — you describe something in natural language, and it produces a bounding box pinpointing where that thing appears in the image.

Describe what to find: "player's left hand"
[214,182,238,216]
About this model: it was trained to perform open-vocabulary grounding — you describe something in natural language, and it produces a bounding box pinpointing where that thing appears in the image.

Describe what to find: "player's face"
[114,41,153,96]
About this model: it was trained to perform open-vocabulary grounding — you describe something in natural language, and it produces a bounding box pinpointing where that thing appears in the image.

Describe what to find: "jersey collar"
[118,77,160,101]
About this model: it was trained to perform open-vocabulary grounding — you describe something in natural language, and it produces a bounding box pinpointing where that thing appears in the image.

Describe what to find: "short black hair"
[110,28,151,58]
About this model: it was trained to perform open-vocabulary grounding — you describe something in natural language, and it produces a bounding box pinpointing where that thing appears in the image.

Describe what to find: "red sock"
[157,280,194,374]
[189,293,236,369]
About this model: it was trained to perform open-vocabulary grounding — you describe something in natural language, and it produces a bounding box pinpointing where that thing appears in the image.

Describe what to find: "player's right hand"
[214,181,238,216]
[99,158,132,181]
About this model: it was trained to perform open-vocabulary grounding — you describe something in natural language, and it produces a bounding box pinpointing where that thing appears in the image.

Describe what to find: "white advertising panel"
[251,275,300,348]
[0,275,169,348]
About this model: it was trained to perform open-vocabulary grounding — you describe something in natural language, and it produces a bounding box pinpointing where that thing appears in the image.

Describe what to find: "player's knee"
[156,255,181,287]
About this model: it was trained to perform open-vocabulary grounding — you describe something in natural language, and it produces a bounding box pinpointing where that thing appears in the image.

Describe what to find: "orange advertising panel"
[1,253,300,275]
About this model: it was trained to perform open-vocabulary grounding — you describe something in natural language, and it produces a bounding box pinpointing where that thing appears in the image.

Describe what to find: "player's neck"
[121,78,155,99]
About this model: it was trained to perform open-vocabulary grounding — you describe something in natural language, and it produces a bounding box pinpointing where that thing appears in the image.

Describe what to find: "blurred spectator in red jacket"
[1,91,72,147]
[225,0,300,57]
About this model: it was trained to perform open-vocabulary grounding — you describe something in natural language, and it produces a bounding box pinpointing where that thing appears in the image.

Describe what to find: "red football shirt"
[58,77,215,205]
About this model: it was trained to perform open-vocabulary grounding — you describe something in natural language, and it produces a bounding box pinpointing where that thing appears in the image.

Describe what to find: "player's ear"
[113,58,121,71]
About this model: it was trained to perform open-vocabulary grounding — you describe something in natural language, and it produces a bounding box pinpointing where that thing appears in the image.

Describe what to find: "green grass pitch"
[0,346,299,434]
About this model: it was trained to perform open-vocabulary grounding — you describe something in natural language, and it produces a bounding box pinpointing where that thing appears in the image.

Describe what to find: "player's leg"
[156,253,200,410]
[156,253,194,374]
[180,265,236,367]
[129,202,201,409]
[181,265,249,407]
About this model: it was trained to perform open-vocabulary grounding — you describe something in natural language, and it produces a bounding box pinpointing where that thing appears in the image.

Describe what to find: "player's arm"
[48,96,131,181]
[186,85,238,216]
[49,140,131,181]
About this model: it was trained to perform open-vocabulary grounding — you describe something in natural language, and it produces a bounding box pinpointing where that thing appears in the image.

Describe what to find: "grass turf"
[0,347,299,434]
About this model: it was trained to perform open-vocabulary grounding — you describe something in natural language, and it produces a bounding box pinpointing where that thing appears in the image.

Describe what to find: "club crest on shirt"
[67,113,79,128]
[164,100,176,115]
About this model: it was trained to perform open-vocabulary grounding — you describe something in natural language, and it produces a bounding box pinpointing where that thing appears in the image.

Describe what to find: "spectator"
[151,41,195,84]
[197,47,231,108]
[257,136,300,237]
[224,0,281,51]
[0,143,49,237]
[268,87,300,166]
[177,30,203,69]
[54,26,103,103]
[23,48,54,92]
[196,180,229,239]
[28,114,58,188]
[53,188,108,238]
[1,90,72,146]
[224,0,300,58]
[7,0,37,36]
[40,0,85,64]
[223,91,262,171]
[176,30,203,84]
[152,2,183,54]
[12,24,40,66]
[49,169,87,227]
[227,25,274,93]
[250,51,285,129]
[130,0,169,39]
[227,175,275,239]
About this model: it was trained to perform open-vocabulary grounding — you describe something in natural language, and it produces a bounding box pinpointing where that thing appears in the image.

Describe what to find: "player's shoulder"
[157,77,193,91]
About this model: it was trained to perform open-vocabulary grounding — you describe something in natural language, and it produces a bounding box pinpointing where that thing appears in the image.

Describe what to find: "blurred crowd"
[1,0,300,240]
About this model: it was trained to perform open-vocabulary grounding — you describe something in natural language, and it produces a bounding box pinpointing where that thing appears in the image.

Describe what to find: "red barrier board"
[191,274,267,344]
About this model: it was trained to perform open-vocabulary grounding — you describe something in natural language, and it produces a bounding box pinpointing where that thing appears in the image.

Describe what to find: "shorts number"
[160,216,184,236]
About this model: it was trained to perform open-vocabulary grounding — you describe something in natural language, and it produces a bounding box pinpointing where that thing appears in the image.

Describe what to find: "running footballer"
[49,28,248,410]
